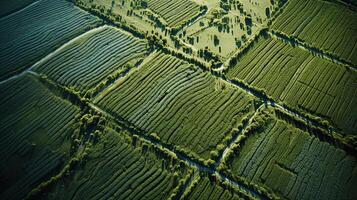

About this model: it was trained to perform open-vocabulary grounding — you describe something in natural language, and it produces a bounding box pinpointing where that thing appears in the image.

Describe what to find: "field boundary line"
[30,25,109,69]
[88,103,267,200]
[215,104,266,168]
[25,70,269,199]
[92,50,158,101]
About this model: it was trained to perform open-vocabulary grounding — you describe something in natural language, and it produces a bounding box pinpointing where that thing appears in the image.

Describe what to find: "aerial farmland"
[0,0,356,199]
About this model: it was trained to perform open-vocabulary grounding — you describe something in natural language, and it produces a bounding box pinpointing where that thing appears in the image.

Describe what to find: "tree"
[265,7,271,17]
[235,39,242,48]
[245,15,252,26]
[213,35,219,46]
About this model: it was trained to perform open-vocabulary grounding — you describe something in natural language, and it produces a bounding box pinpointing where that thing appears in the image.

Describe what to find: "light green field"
[185,11,261,58]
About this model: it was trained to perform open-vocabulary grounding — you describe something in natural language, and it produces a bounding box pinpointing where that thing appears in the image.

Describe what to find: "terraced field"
[222,110,357,199]
[0,74,81,200]
[95,52,258,160]
[43,127,189,200]
[33,26,148,95]
[147,0,202,28]
[1,0,356,199]
[271,0,357,65]
[227,36,357,135]
[0,0,101,81]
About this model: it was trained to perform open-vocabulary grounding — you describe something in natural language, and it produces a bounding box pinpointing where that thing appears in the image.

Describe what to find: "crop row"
[0,0,101,81]
[94,52,258,161]
[34,26,148,95]
[183,176,243,200]
[271,0,357,65]
[221,109,357,200]
[226,36,357,135]
[147,0,201,28]
[0,74,81,200]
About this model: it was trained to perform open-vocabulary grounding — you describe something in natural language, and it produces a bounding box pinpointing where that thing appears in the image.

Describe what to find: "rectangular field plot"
[33,26,148,94]
[0,74,80,200]
[271,0,357,65]
[227,37,357,135]
[0,0,101,81]
[223,111,357,200]
[148,0,202,28]
[44,127,189,200]
[94,52,258,160]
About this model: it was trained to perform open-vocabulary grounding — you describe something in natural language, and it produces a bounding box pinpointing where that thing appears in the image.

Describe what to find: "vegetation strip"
[215,104,266,168]
[26,70,269,199]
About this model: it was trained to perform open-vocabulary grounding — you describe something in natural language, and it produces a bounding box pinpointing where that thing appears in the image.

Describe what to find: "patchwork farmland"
[0,0,356,199]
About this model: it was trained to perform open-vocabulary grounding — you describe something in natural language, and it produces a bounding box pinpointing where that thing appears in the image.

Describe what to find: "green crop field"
[220,109,357,199]
[0,0,356,199]
[0,74,81,200]
[0,0,101,81]
[94,52,258,161]
[271,0,357,65]
[43,126,190,200]
[226,36,357,135]
[33,26,148,96]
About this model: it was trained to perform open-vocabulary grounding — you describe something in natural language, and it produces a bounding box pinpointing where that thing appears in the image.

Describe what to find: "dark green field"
[0,0,356,199]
